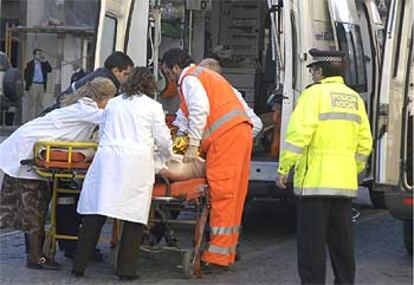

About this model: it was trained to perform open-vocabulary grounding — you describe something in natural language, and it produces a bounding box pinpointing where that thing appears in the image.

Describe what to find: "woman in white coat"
[0,77,117,270]
[73,67,173,280]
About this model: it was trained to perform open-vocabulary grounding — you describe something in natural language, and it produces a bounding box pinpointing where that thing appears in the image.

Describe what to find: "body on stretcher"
[32,140,210,279]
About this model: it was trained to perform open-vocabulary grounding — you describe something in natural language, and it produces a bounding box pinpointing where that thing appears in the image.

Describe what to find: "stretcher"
[146,176,209,278]
[32,140,210,278]
[31,141,98,257]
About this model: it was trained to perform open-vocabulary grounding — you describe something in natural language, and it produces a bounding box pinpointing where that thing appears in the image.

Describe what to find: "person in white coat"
[72,67,173,281]
[0,77,117,270]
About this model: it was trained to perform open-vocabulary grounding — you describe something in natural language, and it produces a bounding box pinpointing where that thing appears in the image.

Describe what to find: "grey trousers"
[28,83,44,120]
[72,214,144,277]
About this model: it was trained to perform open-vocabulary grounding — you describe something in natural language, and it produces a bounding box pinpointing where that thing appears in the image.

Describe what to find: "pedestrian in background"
[0,77,116,271]
[24,48,52,120]
[70,61,87,84]
[276,48,373,284]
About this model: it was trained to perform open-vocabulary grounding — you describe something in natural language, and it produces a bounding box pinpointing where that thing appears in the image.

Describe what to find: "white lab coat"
[77,94,172,224]
[173,66,262,140]
[0,97,102,180]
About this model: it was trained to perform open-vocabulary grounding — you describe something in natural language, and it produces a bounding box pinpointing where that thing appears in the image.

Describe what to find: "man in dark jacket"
[40,51,134,116]
[62,51,134,97]
[70,62,87,84]
[24,49,52,120]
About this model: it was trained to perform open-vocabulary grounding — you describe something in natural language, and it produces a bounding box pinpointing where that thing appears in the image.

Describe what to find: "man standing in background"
[24,49,52,120]
[70,61,87,84]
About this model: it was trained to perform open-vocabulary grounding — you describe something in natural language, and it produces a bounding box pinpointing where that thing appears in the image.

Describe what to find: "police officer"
[276,48,373,284]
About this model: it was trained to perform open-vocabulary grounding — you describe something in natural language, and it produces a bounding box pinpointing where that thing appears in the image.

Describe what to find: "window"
[392,0,406,78]
[336,23,367,93]
[101,15,117,62]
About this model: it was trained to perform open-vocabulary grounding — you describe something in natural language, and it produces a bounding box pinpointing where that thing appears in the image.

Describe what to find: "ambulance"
[91,0,389,206]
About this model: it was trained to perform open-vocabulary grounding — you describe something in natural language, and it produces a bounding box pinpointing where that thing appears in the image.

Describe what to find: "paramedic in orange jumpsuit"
[161,48,253,271]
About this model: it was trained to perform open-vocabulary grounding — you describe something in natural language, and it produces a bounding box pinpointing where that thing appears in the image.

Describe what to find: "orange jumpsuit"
[179,65,252,266]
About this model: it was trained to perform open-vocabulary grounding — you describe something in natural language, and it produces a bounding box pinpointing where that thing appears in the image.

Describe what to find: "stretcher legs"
[44,177,81,258]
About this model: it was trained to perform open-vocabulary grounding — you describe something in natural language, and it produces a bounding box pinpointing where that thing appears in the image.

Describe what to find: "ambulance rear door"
[94,0,150,68]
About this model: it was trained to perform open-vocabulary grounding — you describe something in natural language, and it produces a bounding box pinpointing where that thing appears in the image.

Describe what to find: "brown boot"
[26,232,60,270]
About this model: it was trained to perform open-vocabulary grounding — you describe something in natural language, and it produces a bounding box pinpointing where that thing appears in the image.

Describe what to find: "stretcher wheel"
[181,249,195,279]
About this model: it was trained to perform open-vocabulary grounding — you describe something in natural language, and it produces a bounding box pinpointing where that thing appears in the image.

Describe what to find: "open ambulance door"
[355,0,384,184]
[379,0,413,255]
[328,0,379,187]
[400,26,413,194]
[94,0,150,69]
[279,0,339,162]
[327,0,368,100]
[373,0,413,210]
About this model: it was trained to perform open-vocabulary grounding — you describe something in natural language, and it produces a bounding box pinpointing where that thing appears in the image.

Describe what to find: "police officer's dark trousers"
[72,214,144,277]
[297,197,355,285]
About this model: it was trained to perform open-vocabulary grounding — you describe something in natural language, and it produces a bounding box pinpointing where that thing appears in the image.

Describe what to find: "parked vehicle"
[92,0,385,205]
[375,0,413,255]
[0,52,22,126]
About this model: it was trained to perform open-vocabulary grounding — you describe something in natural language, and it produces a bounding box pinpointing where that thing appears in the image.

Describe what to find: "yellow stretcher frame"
[33,141,97,257]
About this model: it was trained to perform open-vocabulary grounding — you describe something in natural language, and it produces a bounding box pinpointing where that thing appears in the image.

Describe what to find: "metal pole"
[153,9,161,101]
[188,10,193,55]
[54,33,65,98]
[5,22,11,60]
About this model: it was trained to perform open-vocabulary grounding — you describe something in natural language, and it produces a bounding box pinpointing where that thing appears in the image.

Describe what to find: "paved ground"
[0,189,412,285]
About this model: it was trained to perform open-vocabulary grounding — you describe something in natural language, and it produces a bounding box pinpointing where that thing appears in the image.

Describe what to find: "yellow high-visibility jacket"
[277,76,373,197]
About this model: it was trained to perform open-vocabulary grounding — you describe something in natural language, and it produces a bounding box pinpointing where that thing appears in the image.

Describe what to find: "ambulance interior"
[156,0,280,159]
[154,0,381,164]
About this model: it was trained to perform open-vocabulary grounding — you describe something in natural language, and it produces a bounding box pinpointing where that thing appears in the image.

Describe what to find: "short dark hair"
[33,48,42,55]
[104,51,134,71]
[314,61,346,78]
[123,67,156,98]
[161,48,194,69]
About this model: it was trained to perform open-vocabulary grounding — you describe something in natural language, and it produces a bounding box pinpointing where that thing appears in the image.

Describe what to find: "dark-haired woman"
[73,67,172,280]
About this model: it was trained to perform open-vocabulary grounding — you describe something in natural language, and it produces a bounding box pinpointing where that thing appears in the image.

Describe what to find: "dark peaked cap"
[306,48,345,67]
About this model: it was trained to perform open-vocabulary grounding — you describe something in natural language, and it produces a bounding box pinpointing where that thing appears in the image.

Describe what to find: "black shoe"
[117,274,140,281]
[65,248,103,262]
[201,262,231,275]
[26,256,60,271]
[71,270,84,278]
